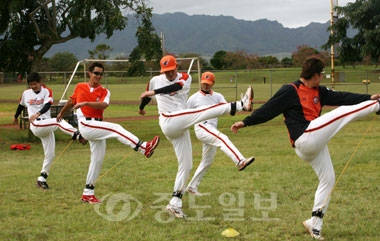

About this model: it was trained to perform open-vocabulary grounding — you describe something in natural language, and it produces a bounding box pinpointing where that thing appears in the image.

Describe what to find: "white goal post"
[59,57,201,102]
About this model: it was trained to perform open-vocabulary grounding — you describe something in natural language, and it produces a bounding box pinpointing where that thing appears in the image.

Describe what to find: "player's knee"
[321,174,335,189]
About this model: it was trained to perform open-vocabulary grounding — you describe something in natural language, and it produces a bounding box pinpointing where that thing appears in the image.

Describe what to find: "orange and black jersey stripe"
[242,80,371,144]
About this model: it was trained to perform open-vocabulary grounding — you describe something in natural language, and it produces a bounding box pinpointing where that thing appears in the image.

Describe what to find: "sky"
[146,0,355,28]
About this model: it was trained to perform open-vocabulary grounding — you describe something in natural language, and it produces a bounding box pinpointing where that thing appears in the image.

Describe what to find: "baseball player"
[13,72,87,190]
[186,71,254,196]
[57,62,160,204]
[231,56,380,240]
[139,55,254,218]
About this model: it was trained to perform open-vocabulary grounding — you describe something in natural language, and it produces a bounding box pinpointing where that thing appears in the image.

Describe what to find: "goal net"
[59,57,201,102]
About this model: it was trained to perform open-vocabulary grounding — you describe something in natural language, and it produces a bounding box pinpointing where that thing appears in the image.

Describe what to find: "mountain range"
[46,12,333,60]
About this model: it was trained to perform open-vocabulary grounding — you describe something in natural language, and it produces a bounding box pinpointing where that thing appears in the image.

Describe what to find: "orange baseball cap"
[160,55,177,73]
[201,72,215,85]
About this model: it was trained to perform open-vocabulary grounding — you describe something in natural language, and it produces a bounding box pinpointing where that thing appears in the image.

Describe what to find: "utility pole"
[160,32,165,55]
[330,0,338,88]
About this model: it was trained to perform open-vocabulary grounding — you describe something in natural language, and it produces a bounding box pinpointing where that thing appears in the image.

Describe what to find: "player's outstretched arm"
[139,93,152,115]
[57,99,74,122]
[231,121,245,134]
[73,101,108,110]
[370,93,380,100]
[138,109,146,116]
[140,90,155,98]
[13,104,24,125]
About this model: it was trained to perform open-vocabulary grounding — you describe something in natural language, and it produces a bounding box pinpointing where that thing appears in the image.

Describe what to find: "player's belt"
[36,118,46,121]
[85,117,103,121]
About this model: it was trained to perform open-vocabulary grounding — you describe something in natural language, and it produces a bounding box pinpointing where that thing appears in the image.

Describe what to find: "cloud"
[147,0,354,28]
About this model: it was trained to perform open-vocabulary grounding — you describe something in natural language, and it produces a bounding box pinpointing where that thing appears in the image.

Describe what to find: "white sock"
[139,142,147,154]
[237,101,243,111]
[37,176,46,182]
[83,188,95,195]
[169,196,182,207]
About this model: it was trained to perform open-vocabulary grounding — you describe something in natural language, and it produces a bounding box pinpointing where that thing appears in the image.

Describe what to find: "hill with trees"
[46,12,333,60]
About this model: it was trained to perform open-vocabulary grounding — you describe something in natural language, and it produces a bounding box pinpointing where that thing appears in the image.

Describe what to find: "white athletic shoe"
[166,204,187,218]
[237,156,255,171]
[186,187,202,196]
[303,217,324,240]
[241,85,253,111]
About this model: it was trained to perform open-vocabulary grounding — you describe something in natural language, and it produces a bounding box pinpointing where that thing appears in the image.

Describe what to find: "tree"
[223,50,250,70]
[258,56,279,68]
[127,48,146,76]
[88,44,113,60]
[48,52,78,71]
[292,45,330,67]
[336,38,362,68]
[210,50,227,69]
[127,7,162,76]
[325,0,380,66]
[281,57,292,68]
[246,54,260,70]
[0,0,153,73]
[291,45,320,66]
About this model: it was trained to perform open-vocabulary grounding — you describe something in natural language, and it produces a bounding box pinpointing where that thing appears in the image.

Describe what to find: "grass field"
[1,68,380,240]
[1,114,380,241]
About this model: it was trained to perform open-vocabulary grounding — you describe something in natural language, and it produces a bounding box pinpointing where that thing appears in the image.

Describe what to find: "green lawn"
[0,112,379,240]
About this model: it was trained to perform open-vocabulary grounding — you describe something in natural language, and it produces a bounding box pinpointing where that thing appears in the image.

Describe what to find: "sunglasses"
[92,71,104,76]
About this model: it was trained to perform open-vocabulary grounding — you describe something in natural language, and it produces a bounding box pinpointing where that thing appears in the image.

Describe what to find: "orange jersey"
[71,82,110,119]
[290,83,321,121]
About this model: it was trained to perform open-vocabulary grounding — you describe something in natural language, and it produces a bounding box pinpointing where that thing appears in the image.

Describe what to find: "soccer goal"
[59,57,201,103]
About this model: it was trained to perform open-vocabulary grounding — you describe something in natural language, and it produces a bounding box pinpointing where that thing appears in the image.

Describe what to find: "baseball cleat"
[303,218,324,240]
[72,131,88,145]
[186,187,203,196]
[81,195,101,204]
[78,134,88,145]
[241,85,254,111]
[72,131,79,140]
[166,204,187,218]
[144,136,160,158]
[237,156,255,171]
[36,180,49,189]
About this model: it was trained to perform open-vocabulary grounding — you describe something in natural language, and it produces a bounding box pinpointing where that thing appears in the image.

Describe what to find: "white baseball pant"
[30,118,78,175]
[160,102,242,207]
[187,122,245,189]
[78,118,147,195]
[294,100,379,214]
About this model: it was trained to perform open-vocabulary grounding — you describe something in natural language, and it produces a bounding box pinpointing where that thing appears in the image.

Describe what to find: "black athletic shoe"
[36,180,49,189]
[78,134,88,145]
[72,131,88,145]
